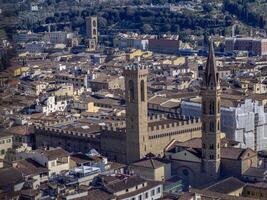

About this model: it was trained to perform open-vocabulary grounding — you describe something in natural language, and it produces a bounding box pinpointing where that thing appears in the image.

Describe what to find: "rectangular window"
[139,195,142,200]
[151,189,155,196]
[145,192,148,198]
[157,187,161,194]
[51,161,55,167]
[1,149,5,155]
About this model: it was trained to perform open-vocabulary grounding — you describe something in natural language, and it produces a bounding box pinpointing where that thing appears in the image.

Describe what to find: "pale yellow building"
[71,99,100,113]
[0,130,13,160]
[127,49,152,60]
[129,157,172,181]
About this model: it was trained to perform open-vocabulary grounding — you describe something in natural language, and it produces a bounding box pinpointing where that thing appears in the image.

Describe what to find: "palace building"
[100,63,202,164]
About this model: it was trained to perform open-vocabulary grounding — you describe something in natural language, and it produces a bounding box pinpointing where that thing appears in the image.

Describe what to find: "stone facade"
[124,63,149,163]
[200,41,221,182]
[86,16,98,44]
[35,126,100,153]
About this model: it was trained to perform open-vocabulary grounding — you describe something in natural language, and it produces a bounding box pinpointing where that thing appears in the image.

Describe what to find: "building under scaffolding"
[181,99,267,151]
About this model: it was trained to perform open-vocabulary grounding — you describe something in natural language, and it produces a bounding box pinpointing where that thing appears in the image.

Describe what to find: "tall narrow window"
[203,101,206,114]
[218,100,220,113]
[141,80,145,102]
[209,100,215,114]
[202,122,206,132]
[217,121,220,131]
[210,121,214,132]
[129,80,134,102]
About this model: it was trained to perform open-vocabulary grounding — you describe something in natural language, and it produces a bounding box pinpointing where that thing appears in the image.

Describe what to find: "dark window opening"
[210,121,214,132]
[129,80,134,102]
[141,80,145,102]
[209,100,215,114]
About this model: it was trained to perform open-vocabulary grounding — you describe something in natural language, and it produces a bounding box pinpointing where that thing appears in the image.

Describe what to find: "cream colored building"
[251,82,267,94]
[71,99,100,113]
[52,84,74,97]
[19,147,70,176]
[129,157,172,181]
[0,130,13,162]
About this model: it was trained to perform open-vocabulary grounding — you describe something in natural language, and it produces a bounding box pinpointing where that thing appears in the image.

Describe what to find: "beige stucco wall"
[0,135,13,160]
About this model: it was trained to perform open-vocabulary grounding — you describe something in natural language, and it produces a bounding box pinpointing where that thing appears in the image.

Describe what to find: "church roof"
[131,157,170,169]
[186,148,202,158]
[203,40,219,88]
[221,147,255,160]
[189,188,255,200]
[166,140,256,161]
[203,177,245,194]
[243,167,267,178]
[165,138,202,152]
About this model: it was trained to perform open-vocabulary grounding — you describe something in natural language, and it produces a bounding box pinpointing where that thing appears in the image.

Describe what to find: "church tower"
[201,41,221,180]
[124,63,149,164]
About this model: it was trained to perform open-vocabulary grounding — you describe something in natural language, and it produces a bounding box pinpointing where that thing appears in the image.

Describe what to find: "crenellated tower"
[124,63,149,164]
[201,40,221,180]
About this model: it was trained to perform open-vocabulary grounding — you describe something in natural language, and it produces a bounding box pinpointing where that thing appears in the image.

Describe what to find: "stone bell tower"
[201,40,221,180]
[124,63,149,164]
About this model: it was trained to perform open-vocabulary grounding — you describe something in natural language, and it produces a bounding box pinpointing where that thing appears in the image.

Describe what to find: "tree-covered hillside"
[224,0,267,30]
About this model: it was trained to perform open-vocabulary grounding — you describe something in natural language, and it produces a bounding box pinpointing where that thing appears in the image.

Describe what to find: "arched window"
[93,20,97,27]
[129,80,134,102]
[209,100,215,114]
[93,28,97,35]
[210,144,214,150]
[210,121,214,132]
[141,80,145,102]
[182,169,189,177]
[203,101,206,114]
[202,122,206,132]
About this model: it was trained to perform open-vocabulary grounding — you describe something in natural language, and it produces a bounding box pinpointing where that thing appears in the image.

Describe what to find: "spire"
[203,39,219,88]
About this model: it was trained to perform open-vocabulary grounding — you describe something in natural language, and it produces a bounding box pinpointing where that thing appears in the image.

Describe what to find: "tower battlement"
[148,117,201,132]
[124,63,149,76]
[34,125,98,139]
[148,113,168,122]
[100,124,126,133]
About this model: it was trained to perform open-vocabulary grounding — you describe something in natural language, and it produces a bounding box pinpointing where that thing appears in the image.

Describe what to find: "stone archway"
[176,166,196,190]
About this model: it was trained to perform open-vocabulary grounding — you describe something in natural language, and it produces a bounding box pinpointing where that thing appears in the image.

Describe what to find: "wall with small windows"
[119,184,163,200]
[148,119,202,156]
[243,185,267,199]
[129,162,171,181]
[0,135,13,160]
